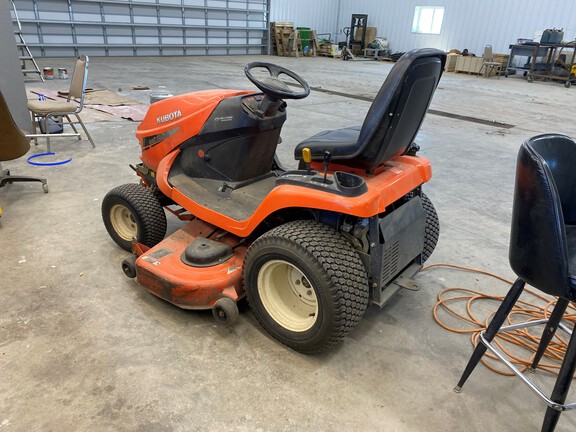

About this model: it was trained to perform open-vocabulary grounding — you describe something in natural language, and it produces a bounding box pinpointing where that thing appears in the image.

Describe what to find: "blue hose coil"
[27,152,72,166]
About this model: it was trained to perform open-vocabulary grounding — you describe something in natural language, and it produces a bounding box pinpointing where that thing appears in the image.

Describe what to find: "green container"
[297,27,311,49]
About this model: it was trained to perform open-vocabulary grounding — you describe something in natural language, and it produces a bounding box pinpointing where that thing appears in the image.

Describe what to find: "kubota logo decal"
[156,110,183,124]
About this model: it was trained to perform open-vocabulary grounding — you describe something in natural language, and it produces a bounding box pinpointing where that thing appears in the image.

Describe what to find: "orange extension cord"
[423,263,576,376]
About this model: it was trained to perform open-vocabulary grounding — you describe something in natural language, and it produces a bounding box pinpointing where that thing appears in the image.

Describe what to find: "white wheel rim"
[257,259,318,332]
[109,204,137,241]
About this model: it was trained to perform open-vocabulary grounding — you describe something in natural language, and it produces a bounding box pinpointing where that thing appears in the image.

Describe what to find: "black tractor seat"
[295,48,447,170]
[297,126,362,158]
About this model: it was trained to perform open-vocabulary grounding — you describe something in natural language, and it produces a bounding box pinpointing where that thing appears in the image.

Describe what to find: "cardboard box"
[445,53,459,72]
[355,26,377,45]
[455,56,483,74]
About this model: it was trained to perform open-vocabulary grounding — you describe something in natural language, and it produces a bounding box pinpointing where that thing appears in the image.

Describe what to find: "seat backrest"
[483,45,494,61]
[509,134,576,300]
[0,90,31,162]
[350,48,446,169]
[68,55,89,106]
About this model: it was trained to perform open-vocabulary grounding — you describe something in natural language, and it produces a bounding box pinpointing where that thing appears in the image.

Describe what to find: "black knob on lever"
[323,150,332,183]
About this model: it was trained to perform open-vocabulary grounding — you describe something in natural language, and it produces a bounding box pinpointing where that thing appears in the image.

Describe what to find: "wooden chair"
[478,45,502,78]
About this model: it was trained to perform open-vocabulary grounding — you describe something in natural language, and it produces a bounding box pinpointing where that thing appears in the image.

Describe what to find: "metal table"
[533,42,576,88]
[505,43,555,79]
[506,42,576,87]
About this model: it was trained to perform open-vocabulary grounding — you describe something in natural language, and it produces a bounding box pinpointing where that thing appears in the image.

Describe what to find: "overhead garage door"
[11,0,269,57]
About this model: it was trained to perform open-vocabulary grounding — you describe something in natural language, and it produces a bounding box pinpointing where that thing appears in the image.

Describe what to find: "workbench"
[504,43,554,77]
[505,42,576,87]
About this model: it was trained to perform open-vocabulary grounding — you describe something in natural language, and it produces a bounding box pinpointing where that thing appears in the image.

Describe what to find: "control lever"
[323,150,332,183]
[302,147,312,175]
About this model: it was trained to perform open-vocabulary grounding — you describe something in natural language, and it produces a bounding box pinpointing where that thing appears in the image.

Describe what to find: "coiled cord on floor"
[423,263,576,376]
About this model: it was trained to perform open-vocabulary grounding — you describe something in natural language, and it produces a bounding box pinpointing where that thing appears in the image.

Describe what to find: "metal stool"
[455,134,576,432]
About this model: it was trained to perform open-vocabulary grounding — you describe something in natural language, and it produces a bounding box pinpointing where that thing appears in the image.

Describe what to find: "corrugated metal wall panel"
[271,0,576,54]
[269,0,340,39]
[11,0,576,57]
[335,0,576,54]
[12,0,270,57]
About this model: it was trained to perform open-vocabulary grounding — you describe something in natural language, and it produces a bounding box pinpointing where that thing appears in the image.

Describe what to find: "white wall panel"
[12,0,576,57]
[336,0,576,54]
[271,0,576,54]
[270,0,340,38]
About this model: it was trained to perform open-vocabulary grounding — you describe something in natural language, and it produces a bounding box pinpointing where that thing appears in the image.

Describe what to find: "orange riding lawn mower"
[102,48,446,354]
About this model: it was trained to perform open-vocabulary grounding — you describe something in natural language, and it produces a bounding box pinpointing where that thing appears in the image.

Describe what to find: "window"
[412,6,444,34]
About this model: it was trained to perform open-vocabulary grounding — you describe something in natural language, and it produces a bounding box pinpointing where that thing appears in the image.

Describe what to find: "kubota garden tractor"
[102,48,446,354]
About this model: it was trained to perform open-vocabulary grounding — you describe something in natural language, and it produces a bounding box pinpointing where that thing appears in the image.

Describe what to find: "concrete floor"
[1,54,576,431]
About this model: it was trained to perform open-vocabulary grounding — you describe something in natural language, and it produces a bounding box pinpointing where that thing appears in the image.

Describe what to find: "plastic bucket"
[43,67,55,80]
[39,116,63,134]
[150,88,173,104]
[58,68,68,79]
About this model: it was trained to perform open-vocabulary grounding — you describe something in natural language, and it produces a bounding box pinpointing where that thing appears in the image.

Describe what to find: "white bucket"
[58,68,68,79]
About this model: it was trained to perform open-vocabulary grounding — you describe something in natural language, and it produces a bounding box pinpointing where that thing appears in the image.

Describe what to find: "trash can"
[297,27,311,52]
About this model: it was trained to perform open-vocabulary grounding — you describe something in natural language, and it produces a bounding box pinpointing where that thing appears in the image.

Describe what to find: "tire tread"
[244,220,369,354]
[102,183,167,250]
[421,192,440,262]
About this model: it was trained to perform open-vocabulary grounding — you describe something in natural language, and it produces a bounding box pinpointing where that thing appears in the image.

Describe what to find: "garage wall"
[10,0,576,58]
[269,0,340,42]
[336,0,576,54]
[270,0,576,55]
[11,0,270,57]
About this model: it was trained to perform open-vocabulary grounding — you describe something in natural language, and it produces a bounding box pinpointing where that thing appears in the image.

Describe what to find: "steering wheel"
[244,62,310,100]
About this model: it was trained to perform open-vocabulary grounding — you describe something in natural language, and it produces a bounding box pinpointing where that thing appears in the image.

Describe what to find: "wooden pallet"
[454,70,481,75]
[285,30,303,57]
[318,52,340,59]
[270,22,293,56]
[270,23,320,57]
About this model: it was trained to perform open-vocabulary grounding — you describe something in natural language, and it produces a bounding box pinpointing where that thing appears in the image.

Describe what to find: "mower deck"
[136,219,246,309]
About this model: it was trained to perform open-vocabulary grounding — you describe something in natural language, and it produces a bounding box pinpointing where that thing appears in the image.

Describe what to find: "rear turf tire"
[243,220,369,354]
[102,183,167,251]
[421,192,440,263]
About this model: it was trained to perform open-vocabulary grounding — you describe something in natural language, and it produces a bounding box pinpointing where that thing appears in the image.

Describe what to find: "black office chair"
[0,90,47,193]
[454,134,576,432]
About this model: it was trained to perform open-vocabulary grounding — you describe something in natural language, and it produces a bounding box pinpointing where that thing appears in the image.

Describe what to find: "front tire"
[243,220,369,354]
[102,183,167,251]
